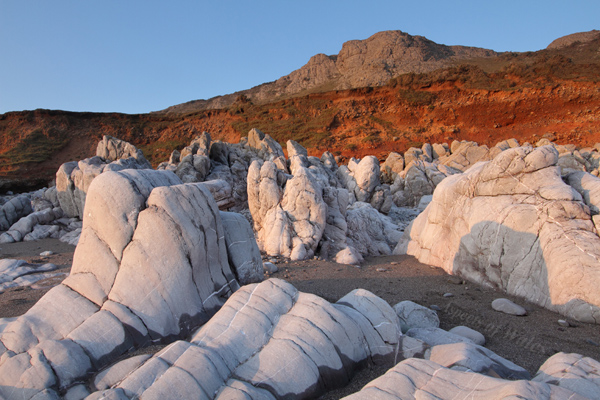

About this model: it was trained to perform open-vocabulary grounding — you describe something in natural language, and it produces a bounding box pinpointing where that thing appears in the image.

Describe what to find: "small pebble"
[443,293,454,298]
[390,262,399,265]
[491,298,527,316]
[376,268,387,272]
[557,319,570,328]
[585,339,600,347]
[430,305,441,311]
[40,251,54,257]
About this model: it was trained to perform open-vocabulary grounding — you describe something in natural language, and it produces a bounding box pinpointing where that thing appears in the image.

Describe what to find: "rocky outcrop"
[342,358,583,399]
[533,352,600,398]
[0,194,32,231]
[161,30,497,113]
[248,159,327,261]
[96,135,152,169]
[396,145,600,323]
[56,137,152,219]
[85,279,400,400]
[0,169,249,398]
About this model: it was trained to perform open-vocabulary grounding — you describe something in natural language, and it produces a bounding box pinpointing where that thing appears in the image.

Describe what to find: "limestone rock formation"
[0,194,32,231]
[56,137,152,219]
[0,169,247,398]
[96,135,152,169]
[533,352,600,398]
[85,279,401,400]
[396,145,600,323]
[342,358,581,399]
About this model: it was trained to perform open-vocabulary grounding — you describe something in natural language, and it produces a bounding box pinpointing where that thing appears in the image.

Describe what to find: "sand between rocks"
[1,239,599,399]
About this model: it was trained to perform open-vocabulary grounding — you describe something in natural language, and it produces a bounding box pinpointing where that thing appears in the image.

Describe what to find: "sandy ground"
[1,239,599,399]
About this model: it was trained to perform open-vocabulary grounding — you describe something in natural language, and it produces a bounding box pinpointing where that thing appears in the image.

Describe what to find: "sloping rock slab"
[86,279,400,400]
[533,352,600,399]
[342,358,586,399]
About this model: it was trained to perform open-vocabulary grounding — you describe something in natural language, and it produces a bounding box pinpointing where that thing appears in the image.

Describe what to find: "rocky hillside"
[1,30,600,192]
[159,30,498,114]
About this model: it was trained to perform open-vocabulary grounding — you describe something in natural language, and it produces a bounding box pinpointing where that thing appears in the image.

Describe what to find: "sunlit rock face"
[85,279,401,400]
[396,145,600,323]
[0,169,251,398]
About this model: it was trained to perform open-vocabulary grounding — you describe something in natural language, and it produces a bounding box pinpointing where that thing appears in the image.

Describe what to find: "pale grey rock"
[567,171,600,215]
[492,298,527,316]
[96,135,151,168]
[0,260,59,293]
[342,358,576,399]
[394,300,440,333]
[335,246,363,265]
[448,326,485,345]
[0,195,33,232]
[93,354,151,391]
[393,160,460,207]
[397,145,600,323]
[57,137,152,219]
[220,211,263,284]
[353,156,380,202]
[0,169,248,398]
[263,262,278,274]
[533,352,600,399]
[381,152,404,183]
[346,202,402,257]
[248,160,326,261]
[417,194,433,211]
[287,139,308,158]
[432,143,449,159]
[439,140,492,171]
[59,228,81,246]
[406,327,474,346]
[87,279,400,400]
[247,128,284,160]
[0,207,64,244]
[64,384,90,400]
[397,335,429,359]
[321,151,338,170]
[429,342,530,380]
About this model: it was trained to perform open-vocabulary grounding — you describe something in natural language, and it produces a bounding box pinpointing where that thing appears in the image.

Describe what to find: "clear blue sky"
[1,1,598,114]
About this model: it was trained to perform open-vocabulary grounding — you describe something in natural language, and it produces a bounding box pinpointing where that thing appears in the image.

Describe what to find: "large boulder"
[0,169,250,398]
[247,128,284,160]
[396,145,600,323]
[86,279,401,400]
[248,159,327,260]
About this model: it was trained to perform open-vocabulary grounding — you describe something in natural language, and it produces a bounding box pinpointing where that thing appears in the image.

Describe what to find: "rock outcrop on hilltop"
[547,30,600,49]
[396,145,600,323]
[161,30,498,113]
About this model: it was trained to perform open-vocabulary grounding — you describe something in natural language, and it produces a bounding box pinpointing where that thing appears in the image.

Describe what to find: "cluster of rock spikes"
[1,129,600,398]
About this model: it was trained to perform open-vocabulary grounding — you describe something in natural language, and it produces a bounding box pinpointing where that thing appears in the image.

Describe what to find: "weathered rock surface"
[0,260,60,293]
[96,135,152,169]
[86,279,401,400]
[428,342,530,380]
[396,145,600,323]
[0,169,249,398]
[394,300,440,333]
[0,194,32,231]
[220,211,264,285]
[56,137,153,219]
[0,207,64,243]
[533,352,600,398]
[342,358,578,399]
